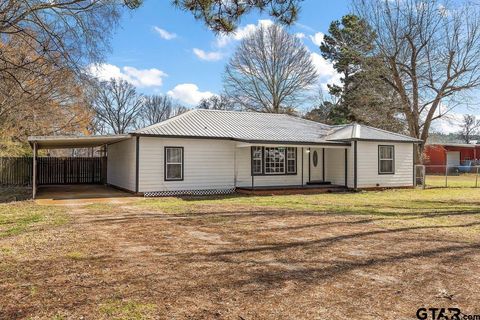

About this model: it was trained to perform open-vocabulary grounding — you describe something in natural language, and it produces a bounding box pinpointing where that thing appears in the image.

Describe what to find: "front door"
[309,148,324,182]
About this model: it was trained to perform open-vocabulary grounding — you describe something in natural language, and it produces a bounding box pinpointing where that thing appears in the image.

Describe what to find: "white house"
[29,109,421,197]
[109,109,419,196]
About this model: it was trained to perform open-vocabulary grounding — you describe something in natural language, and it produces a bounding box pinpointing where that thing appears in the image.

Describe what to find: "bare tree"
[459,114,480,144]
[354,0,480,160]
[92,79,143,134]
[0,0,124,89]
[171,105,189,117]
[139,95,174,127]
[196,95,235,110]
[224,24,318,113]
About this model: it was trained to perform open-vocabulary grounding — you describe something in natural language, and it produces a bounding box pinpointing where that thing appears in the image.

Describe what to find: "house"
[29,109,421,197]
[424,143,480,174]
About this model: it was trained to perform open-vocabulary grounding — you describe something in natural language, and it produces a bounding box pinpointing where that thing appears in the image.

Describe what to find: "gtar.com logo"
[416,307,480,320]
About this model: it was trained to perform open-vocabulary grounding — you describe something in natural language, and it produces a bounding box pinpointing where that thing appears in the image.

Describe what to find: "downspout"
[344,148,348,187]
[135,136,140,194]
[234,145,237,189]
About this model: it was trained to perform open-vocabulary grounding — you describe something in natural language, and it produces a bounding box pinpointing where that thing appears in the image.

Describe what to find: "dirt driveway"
[1,192,480,319]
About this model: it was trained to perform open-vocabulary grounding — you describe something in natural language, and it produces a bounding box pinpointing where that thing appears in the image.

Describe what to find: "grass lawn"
[0,186,31,203]
[1,188,480,319]
[425,174,480,188]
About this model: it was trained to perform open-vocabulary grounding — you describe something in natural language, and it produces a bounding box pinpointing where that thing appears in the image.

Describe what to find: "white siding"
[356,141,413,188]
[138,137,235,192]
[325,148,348,186]
[107,138,136,192]
[236,146,309,187]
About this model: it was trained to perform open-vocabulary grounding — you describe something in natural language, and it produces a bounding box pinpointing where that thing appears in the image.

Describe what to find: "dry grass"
[1,188,480,319]
[426,174,480,188]
[0,186,31,203]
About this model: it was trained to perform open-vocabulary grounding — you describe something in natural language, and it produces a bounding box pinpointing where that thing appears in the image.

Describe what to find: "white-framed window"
[378,145,394,174]
[286,147,296,174]
[252,146,263,175]
[265,147,286,174]
[165,147,183,181]
[251,146,297,176]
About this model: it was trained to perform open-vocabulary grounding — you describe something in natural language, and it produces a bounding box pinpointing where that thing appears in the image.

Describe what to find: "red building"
[424,143,480,173]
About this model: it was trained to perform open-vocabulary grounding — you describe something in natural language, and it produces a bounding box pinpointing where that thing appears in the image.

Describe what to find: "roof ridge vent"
[352,123,361,138]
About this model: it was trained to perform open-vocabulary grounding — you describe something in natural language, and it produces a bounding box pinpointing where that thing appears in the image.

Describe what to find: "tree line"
[1,0,480,161]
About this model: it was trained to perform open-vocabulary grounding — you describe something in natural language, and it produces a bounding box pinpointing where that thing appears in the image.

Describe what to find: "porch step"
[306,180,331,185]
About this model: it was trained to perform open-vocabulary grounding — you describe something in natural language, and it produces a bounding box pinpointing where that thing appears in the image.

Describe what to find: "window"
[312,150,318,167]
[265,147,285,174]
[252,146,263,175]
[165,147,183,180]
[251,147,297,175]
[378,145,394,174]
[286,147,296,174]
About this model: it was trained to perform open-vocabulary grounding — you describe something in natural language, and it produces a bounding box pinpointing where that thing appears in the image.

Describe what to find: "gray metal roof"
[134,109,419,144]
[28,134,131,149]
[325,123,421,142]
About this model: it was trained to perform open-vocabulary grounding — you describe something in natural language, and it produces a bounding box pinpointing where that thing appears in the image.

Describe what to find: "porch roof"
[28,134,130,149]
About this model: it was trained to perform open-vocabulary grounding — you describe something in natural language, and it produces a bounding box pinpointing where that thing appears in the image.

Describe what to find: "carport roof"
[28,134,130,149]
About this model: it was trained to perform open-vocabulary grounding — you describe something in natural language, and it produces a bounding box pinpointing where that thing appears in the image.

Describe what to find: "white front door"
[310,148,324,181]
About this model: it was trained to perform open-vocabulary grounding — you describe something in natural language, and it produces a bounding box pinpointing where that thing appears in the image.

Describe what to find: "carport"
[28,134,130,199]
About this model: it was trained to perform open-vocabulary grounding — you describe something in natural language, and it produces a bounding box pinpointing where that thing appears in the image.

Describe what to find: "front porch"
[234,142,354,191]
[236,183,349,195]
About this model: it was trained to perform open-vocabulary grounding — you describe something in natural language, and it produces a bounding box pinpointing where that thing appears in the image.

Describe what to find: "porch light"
[306,149,311,153]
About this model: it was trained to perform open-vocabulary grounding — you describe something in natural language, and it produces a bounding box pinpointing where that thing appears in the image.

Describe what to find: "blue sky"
[88,0,478,133]
[90,0,348,104]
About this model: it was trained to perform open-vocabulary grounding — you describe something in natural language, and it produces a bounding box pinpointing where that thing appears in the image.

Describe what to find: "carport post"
[32,142,37,199]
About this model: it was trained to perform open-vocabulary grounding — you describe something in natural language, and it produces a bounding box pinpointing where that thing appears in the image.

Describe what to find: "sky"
[89,0,478,134]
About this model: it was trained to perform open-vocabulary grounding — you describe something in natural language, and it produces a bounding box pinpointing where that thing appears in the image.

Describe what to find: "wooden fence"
[0,157,32,186]
[0,157,106,186]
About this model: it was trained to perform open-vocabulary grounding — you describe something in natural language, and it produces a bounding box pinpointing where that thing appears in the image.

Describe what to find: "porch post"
[322,148,325,181]
[301,147,304,187]
[32,142,37,199]
[308,147,311,183]
[354,141,358,190]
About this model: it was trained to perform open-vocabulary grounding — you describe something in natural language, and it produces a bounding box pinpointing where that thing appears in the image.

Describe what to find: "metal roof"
[427,143,480,148]
[135,109,419,143]
[325,123,422,142]
[28,134,131,149]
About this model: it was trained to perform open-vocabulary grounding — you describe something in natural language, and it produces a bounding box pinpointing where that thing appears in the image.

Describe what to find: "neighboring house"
[29,109,420,196]
[424,143,480,174]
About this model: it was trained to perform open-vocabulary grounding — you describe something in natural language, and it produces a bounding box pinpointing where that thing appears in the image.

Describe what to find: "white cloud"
[153,26,177,40]
[430,112,472,134]
[167,83,214,105]
[309,32,325,47]
[310,53,337,79]
[309,52,341,92]
[215,19,273,48]
[193,48,223,61]
[88,63,167,87]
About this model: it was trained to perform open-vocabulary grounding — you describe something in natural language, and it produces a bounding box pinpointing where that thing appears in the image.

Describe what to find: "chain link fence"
[415,164,480,188]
